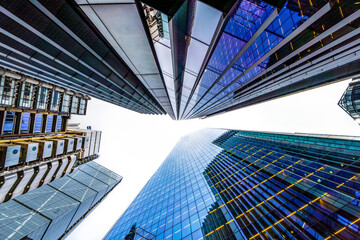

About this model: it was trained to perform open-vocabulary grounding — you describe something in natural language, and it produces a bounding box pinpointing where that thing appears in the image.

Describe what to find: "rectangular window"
[20,112,30,133]
[46,115,53,133]
[3,111,15,134]
[71,96,79,114]
[56,116,62,132]
[18,82,34,108]
[0,76,15,106]
[61,94,71,113]
[34,114,43,133]
[36,86,49,110]
[50,90,61,112]
[79,98,87,115]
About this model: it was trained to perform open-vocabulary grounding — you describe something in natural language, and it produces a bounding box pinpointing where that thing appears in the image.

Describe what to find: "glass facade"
[0,161,122,240]
[338,79,360,123]
[18,82,34,108]
[0,76,15,106]
[36,86,49,110]
[106,129,360,240]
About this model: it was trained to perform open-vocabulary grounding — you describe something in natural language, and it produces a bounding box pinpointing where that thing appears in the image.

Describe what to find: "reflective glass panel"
[20,112,30,133]
[0,76,15,106]
[36,87,49,110]
[34,114,43,133]
[18,82,34,108]
[3,111,15,134]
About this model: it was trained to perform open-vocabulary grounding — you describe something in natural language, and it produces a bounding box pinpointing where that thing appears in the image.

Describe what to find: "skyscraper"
[106,129,360,240]
[339,78,360,124]
[1,0,359,119]
[0,160,122,240]
[0,67,103,203]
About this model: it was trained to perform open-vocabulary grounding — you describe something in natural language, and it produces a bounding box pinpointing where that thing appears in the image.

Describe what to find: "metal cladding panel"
[74,137,84,151]
[64,138,75,153]
[0,172,17,203]
[43,161,59,185]
[95,131,101,154]
[29,164,48,191]
[65,156,77,175]
[35,140,53,159]
[11,168,34,200]
[0,144,20,168]
[90,132,96,156]
[55,158,68,179]
[53,139,65,156]
[19,142,39,162]
[83,136,90,158]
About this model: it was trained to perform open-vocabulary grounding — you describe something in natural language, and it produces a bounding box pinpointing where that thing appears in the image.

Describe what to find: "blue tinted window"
[34,114,43,133]
[3,111,14,134]
[56,116,62,132]
[46,115,53,133]
[20,112,30,133]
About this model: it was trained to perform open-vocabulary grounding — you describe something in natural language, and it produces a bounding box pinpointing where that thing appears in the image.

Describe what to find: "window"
[61,94,71,113]
[71,96,79,114]
[34,114,43,133]
[36,86,49,110]
[79,98,87,115]
[46,115,53,133]
[0,76,15,106]
[20,112,30,133]
[3,111,15,134]
[50,90,61,112]
[56,116,62,132]
[18,82,34,108]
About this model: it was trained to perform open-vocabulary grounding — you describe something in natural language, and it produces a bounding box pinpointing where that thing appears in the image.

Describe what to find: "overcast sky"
[66,79,359,240]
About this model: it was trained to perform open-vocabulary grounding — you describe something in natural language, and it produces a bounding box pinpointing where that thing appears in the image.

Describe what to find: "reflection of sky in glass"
[3,111,14,133]
[188,0,308,118]
[21,112,30,133]
[34,114,42,133]
[56,116,62,132]
[105,129,226,240]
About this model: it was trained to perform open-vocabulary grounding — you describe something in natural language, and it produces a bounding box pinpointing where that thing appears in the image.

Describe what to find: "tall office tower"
[106,129,360,240]
[0,68,102,203]
[339,78,360,124]
[2,0,359,120]
[0,161,122,240]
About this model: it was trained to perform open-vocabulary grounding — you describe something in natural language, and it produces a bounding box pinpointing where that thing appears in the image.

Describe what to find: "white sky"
[66,79,360,240]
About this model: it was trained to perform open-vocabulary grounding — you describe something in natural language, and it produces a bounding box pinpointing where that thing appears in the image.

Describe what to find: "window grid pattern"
[204,130,360,240]
[0,162,121,240]
[188,3,307,118]
[107,130,360,240]
[106,130,226,240]
[338,80,360,121]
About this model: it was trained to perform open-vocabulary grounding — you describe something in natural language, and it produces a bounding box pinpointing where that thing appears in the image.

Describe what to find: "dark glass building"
[339,78,360,123]
[1,0,359,119]
[106,129,360,240]
[0,160,122,240]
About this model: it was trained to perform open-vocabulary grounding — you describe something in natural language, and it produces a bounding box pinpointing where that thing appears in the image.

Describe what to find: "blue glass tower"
[106,129,360,240]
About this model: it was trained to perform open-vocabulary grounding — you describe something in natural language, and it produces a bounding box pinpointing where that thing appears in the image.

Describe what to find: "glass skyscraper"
[106,129,360,240]
[0,161,122,240]
[339,78,360,124]
[1,0,359,119]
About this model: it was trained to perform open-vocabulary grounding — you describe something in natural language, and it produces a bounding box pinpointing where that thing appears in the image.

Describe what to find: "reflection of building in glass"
[0,161,122,240]
[2,0,359,120]
[339,78,360,123]
[106,129,360,240]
